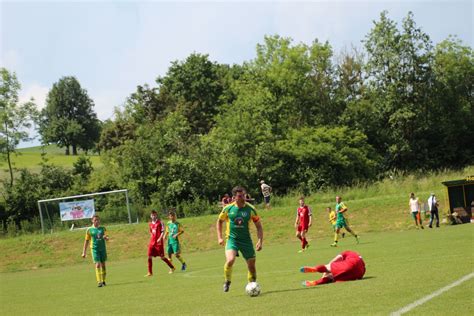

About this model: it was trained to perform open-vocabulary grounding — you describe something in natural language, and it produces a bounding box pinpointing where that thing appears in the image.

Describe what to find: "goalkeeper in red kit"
[300,250,366,286]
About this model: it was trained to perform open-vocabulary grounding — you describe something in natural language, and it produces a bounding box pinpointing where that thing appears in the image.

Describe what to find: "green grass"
[0,225,472,314]
[0,145,102,179]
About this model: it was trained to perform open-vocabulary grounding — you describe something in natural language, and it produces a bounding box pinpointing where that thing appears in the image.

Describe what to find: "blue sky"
[0,0,472,147]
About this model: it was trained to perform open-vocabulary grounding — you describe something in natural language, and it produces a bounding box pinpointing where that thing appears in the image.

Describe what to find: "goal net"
[37,189,137,233]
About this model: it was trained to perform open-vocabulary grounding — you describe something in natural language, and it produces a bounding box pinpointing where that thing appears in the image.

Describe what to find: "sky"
[0,0,472,147]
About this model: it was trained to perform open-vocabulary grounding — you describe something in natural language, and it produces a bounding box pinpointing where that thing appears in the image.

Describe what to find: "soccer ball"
[245,282,261,297]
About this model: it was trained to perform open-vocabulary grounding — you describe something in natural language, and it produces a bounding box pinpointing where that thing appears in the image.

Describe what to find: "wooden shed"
[442,176,474,223]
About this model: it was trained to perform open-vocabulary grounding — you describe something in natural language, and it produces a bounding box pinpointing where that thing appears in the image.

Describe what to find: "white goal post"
[37,189,132,234]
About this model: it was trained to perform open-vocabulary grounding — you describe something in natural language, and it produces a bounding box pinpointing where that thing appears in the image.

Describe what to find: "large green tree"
[0,68,37,186]
[39,76,100,155]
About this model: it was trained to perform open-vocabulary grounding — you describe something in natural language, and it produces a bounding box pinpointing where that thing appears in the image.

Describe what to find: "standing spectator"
[427,193,440,228]
[260,180,272,210]
[409,193,424,229]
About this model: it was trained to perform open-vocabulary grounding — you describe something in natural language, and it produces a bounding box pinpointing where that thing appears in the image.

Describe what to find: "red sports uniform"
[330,250,366,282]
[148,220,165,257]
[297,206,312,232]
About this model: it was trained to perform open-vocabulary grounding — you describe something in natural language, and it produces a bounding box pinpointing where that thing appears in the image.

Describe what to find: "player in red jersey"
[146,210,175,276]
[300,250,366,286]
[294,196,312,252]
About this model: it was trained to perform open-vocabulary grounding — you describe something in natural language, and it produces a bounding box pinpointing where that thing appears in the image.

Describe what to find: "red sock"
[315,276,333,285]
[302,238,308,248]
[315,265,329,273]
[162,257,175,269]
[148,258,153,274]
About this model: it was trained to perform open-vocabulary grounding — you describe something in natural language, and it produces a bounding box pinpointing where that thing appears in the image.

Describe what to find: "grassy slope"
[0,166,473,273]
[0,145,102,178]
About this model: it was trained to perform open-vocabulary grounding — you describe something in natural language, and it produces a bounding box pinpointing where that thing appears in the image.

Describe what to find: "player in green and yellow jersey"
[82,215,109,287]
[165,210,187,272]
[216,186,263,292]
[331,196,359,247]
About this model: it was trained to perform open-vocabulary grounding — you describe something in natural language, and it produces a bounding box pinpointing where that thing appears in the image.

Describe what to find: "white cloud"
[19,83,49,110]
[91,89,127,121]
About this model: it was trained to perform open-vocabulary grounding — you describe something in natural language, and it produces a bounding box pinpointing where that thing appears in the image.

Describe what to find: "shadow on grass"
[107,280,148,286]
[261,286,317,296]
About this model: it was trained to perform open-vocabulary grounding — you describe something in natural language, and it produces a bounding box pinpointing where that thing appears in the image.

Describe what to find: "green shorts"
[91,249,107,263]
[226,238,255,260]
[167,242,180,254]
[335,218,347,229]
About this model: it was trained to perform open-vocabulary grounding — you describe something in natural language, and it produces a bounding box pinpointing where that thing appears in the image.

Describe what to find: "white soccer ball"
[245,282,261,297]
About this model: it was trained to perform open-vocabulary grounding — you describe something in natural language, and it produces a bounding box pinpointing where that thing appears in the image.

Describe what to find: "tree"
[0,68,37,186]
[39,76,100,155]
[156,53,225,134]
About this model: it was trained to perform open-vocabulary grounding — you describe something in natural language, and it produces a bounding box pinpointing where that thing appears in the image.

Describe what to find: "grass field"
[0,145,102,179]
[0,224,472,315]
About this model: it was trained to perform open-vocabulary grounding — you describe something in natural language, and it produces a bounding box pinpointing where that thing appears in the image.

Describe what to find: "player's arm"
[254,219,263,251]
[164,225,169,239]
[339,204,348,214]
[103,227,109,241]
[216,218,225,245]
[157,226,165,243]
[82,229,90,258]
[175,224,184,238]
[294,211,299,228]
[308,207,313,226]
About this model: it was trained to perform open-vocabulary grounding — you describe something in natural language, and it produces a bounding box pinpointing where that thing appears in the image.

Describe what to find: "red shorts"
[148,242,164,257]
[331,251,366,282]
[297,224,309,232]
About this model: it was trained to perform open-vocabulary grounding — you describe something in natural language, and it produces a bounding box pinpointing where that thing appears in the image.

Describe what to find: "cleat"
[169,267,176,274]
[145,273,153,277]
[355,235,360,244]
[300,266,306,273]
[223,281,231,292]
[181,263,187,271]
[98,283,103,287]
[421,226,424,229]
[298,249,305,253]
[300,266,316,273]
[330,242,338,247]
[305,244,310,250]
[342,232,345,238]
[302,280,317,287]
[102,282,106,286]
[429,225,432,228]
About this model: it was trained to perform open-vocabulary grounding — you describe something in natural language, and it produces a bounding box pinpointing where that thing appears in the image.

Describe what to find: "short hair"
[232,186,247,196]
[150,209,158,215]
[326,206,331,210]
[299,196,305,201]
[168,210,176,216]
[92,215,100,220]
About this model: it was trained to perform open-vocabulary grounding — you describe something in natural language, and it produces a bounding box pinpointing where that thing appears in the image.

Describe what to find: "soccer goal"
[37,189,136,234]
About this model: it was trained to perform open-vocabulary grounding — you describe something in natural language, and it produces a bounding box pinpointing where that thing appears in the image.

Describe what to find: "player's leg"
[101,261,107,286]
[246,257,257,283]
[158,244,175,272]
[223,248,237,292]
[94,261,102,286]
[344,224,359,243]
[331,227,340,247]
[434,210,440,227]
[174,243,186,271]
[303,229,309,249]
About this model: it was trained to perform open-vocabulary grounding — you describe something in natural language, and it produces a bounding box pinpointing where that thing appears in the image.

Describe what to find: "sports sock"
[248,270,257,283]
[315,276,333,285]
[177,256,185,264]
[302,238,308,248]
[148,258,153,274]
[162,257,175,269]
[102,266,106,283]
[334,232,339,242]
[95,267,101,283]
[224,263,233,282]
[315,265,329,273]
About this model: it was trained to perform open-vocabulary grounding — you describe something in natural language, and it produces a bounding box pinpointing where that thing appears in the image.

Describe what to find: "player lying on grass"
[300,250,366,286]
[81,215,109,287]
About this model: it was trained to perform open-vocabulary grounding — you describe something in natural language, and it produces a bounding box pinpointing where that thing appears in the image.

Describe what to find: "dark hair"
[92,215,100,219]
[150,210,158,215]
[168,210,176,216]
[232,186,247,196]
[299,196,305,200]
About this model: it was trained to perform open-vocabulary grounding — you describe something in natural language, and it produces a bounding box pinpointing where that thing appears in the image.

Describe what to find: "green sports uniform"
[335,202,348,229]
[218,202,260,260]
[85,226,107,263]
[166,221,183,254]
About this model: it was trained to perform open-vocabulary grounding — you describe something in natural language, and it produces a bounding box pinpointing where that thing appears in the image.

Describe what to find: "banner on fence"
[59,200,95,221]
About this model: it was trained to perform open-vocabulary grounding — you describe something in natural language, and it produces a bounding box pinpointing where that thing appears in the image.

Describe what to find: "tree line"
[1,11,473,231]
